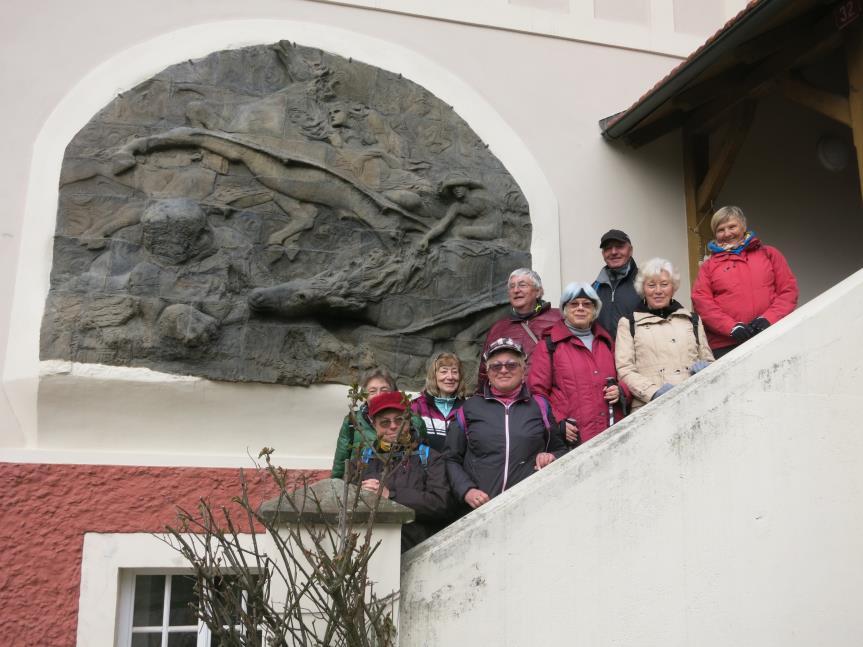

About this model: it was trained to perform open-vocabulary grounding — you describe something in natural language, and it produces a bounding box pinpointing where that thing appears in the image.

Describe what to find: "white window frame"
[116,570,206,647]
[77,533,268,647]
[116,571,261,647]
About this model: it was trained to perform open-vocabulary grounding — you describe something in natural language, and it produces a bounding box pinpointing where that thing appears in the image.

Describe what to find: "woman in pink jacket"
[691,206,799,358]
[528,283,629,448]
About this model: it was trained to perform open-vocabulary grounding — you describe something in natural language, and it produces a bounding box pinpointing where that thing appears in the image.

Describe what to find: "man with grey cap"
[592,229,640,340]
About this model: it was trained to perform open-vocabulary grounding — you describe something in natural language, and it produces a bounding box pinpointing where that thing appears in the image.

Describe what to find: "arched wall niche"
[4,20,559,455]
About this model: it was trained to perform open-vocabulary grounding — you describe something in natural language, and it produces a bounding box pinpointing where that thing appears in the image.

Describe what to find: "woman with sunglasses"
[446,338,566,513]
[354,391,451,552]
[528,282,629,449]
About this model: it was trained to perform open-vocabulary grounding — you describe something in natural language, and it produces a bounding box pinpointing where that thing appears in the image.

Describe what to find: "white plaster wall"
[717,94,863,305]
[308,0,749,56]
[1,0,693,462]
[400,267,863,646]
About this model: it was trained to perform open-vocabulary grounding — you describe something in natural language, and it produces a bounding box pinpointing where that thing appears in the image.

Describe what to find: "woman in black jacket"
[446,338,567,513]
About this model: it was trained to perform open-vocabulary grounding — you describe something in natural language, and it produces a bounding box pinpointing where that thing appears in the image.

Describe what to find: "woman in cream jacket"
[615,258,714,411]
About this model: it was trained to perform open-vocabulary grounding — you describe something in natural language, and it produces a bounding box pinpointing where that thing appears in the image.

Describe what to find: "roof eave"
[600,0,791,142]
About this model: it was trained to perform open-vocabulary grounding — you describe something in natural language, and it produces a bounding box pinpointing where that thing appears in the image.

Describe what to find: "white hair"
[634,258,681,296]
[508,268,543,291]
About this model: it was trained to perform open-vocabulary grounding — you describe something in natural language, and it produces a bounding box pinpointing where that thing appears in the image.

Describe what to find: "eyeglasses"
[565,299,595,310]
[375,415,407,428]
[487,360,522,373]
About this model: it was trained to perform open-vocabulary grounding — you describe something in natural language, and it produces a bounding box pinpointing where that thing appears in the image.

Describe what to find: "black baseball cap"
[599,229,631,248]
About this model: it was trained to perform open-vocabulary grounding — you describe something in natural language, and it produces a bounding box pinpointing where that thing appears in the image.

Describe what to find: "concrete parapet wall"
[400,268,863,646]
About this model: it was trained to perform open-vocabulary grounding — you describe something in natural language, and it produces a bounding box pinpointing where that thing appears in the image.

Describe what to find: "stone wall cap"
[259,478,415,525]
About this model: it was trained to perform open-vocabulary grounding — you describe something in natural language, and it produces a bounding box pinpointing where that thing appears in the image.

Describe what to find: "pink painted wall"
[0,463,328,647]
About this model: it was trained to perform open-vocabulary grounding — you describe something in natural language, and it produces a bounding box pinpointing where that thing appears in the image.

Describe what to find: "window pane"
[169,576,197,626]
[131,634,163,647]
[166,633,198,647]
[133,575,166,626]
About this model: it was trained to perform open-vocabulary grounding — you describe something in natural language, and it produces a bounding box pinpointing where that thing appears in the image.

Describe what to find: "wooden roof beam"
[731,10,826,64]
[673,9,831,113]
[695,101,757,213]
[687,12,843,135]
[779,76,852,127]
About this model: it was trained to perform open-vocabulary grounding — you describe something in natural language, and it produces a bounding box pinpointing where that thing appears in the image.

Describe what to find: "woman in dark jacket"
[446,338,566,512]
[354,391,451,552]
[411,352,467,452]
[528,282,629,448]
[691,205,798,358]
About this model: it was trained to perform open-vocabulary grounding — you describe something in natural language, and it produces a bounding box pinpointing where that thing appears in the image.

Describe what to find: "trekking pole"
[605,377,618,427]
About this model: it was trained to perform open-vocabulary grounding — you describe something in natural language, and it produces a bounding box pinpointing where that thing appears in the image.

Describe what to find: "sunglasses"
[487,360,522,374]
[375,415,407,428]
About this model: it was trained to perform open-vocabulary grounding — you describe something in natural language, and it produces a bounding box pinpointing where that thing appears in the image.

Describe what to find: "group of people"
[331,205,799,552]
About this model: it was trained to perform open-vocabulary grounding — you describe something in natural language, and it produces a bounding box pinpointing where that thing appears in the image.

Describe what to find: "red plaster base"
[0,463,328,647]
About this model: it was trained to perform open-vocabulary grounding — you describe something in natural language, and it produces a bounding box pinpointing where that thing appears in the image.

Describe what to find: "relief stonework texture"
[41,42,531,387]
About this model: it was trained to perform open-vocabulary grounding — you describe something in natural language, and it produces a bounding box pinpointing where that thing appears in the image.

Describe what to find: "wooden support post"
[683,102,755,283]
[683,129,708,284]
[845,23,863,202]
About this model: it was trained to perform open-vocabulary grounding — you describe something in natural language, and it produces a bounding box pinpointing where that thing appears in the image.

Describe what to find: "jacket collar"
[594,259,639,287]
[633,307,692,325]
[482,382,531,402]
[707,232,760,256]
[634,299,683,318]
[422,390,464,408]
[509,299,552,321]
[549,319,613,347]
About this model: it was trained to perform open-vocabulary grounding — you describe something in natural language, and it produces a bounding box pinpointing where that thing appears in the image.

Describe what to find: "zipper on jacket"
[501,403,511,492]
[486,393,523,493]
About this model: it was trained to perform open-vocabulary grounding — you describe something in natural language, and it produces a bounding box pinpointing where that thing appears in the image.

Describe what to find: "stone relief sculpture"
[41,41,532,386]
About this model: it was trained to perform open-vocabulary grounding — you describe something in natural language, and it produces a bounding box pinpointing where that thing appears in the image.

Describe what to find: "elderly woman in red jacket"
[691,206,799,359]
[528,282,629,448]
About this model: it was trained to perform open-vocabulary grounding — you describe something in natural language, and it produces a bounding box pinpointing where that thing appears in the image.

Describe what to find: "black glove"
[749,317,770,333]
[730,323,755,342]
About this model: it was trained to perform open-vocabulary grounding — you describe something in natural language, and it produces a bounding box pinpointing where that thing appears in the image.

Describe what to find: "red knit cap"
[368,391,407,418]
